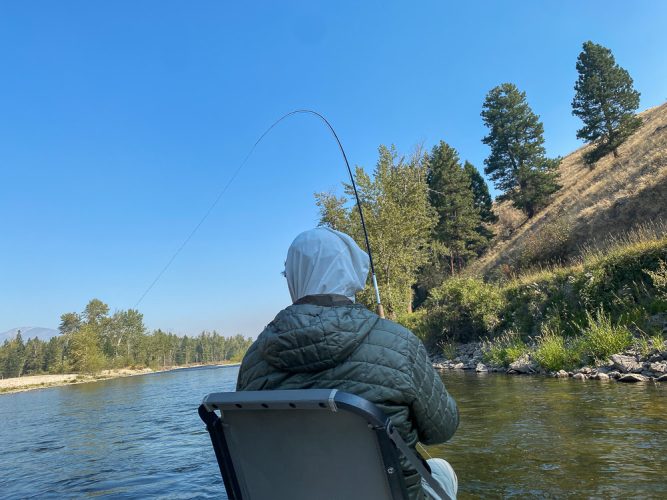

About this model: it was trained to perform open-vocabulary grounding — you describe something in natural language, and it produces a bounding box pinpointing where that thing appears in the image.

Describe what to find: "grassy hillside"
[402,231,667,373]
[469,102,667,279]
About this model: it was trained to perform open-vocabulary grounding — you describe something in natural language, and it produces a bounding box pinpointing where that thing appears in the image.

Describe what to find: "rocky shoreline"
[431,342,667,383]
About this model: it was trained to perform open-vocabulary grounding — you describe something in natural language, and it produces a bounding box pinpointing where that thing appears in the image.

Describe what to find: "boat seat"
[198,389,451,500]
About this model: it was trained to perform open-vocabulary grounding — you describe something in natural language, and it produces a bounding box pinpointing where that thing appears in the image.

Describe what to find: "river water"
[0,366,665,499]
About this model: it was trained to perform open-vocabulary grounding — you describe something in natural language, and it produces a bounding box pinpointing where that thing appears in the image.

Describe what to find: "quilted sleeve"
[235,340,260,391]
[410,340,459,445]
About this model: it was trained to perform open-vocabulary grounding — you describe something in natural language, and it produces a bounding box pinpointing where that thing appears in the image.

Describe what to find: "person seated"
[236,227,459,499]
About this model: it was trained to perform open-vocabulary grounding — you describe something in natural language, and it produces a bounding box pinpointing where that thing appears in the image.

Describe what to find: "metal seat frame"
[198,389,410,499]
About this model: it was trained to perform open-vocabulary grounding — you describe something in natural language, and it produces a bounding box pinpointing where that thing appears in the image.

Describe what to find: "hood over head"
[285,227,369,303]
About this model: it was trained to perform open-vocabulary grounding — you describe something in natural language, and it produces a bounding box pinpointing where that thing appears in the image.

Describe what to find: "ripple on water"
[1,366,665,499]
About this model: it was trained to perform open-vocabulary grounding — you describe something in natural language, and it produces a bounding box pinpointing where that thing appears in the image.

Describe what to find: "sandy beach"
[0,363,239,396]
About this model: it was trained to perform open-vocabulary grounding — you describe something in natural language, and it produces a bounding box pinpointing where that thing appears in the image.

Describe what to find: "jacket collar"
[293,294,354,307]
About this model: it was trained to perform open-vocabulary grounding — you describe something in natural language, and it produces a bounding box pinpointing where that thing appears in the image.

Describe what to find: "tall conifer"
[463,161,496,224]
[427,142,484,273]
[572,41,642,164]
[481,83,560,218]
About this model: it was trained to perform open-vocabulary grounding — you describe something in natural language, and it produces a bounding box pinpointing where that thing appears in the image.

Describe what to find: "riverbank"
[432,341,667,383]
[0,362,240,396]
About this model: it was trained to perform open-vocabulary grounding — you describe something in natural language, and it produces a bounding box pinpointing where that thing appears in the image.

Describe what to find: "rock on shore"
[431,342,667,383]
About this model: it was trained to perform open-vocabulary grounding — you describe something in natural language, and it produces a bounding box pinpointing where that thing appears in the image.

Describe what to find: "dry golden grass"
[470,102,667,277]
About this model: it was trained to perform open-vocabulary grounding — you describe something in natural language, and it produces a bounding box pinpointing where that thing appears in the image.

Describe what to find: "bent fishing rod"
[135,110,385,318]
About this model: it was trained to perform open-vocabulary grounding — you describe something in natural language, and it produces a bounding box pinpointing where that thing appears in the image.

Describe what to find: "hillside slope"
[471,102,667,278]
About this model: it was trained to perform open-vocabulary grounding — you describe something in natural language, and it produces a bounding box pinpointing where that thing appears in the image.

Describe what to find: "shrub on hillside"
[425,277,505,343]
[495,203,525,240]
[515,216,573,269]
[502,272,582,338]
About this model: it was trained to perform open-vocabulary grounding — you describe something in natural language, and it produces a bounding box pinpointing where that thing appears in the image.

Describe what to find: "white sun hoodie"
[284,227,369,303]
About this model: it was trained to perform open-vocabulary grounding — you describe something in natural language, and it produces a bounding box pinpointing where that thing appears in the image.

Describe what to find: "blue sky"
[2,1,666,337]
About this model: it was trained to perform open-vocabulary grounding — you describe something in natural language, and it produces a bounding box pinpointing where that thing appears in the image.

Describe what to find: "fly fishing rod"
[135,109,385,318]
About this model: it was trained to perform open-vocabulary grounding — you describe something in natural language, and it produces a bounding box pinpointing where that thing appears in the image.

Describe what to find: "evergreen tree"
[1,333,27,378]
[463,161,496,254]
[44,336,66,374]
[572,41,642,165]
[481,83,561,218]
[316,145,436,315]
[463,161,496,224]
[23,337,46,375]
[59,312,81,335]
[427,142,484,274]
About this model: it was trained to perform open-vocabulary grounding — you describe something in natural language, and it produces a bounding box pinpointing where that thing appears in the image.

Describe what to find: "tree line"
[317,41,643,316]
[0,298,253,377]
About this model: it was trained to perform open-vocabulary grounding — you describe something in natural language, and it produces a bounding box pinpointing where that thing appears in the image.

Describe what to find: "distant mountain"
[0,327,59,343]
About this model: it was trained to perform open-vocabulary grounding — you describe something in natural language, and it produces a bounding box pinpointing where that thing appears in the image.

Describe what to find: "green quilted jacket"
[236,295,459,499]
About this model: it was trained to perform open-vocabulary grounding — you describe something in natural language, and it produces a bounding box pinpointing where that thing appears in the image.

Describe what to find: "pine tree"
[59,312,81,334]
[572,41,642,165]
[427,142,484,274]
[2,332,27,378]
[463,161,496,224]
[481,83,561,218]
[463,161,496,253]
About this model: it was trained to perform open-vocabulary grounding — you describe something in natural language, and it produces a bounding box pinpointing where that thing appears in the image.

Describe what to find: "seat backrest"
[199,389,408,500]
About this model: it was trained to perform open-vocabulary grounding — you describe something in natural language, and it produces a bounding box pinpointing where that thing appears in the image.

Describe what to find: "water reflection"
[0,366,237,499]
[0,366,664,498]
[431,371,667,499]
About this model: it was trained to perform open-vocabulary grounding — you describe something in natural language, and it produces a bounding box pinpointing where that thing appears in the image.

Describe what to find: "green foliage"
[463,161,496,256]
[634,333,652,358]
[1,332,27,378]
[482,332,527,367]
[316,145,437,315]
[83,298,110,325]
[651,334,665,351]
[425,277,505,343]
[416,234,666,369]
[439,340,458,360]
[576,309,632,364]
[396,309,429,342]
[645,259,667,301]
[533,329,575,372]
[464,161,497,225]
[481,83,561,218]
[572,41,642,165]
[23,337,47,375]
[68,324,106,374]
[59,312,81,335]
[427,141,485,273]
[575,238,667,318]
[0,299,254,377]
